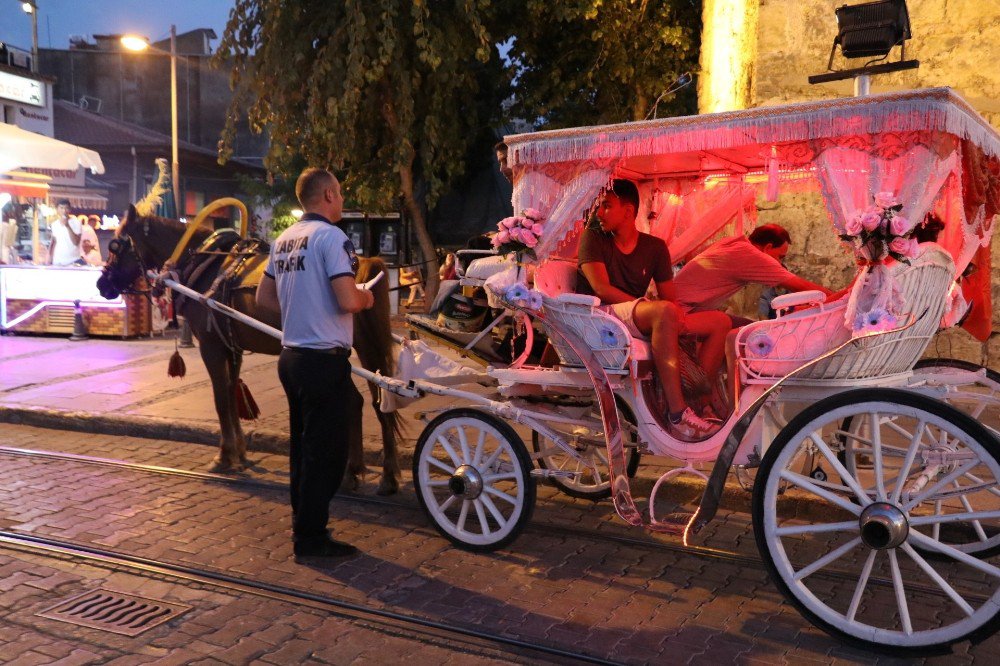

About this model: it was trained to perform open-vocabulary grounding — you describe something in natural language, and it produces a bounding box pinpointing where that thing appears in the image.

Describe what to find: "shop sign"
[0,71,44,107]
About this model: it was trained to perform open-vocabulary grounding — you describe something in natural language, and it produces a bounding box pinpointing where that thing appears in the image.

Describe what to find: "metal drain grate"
[37,589,191,636]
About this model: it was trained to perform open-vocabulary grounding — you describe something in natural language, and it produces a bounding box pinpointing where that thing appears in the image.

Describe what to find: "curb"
[0,405,290,456]
[0,405,843,521]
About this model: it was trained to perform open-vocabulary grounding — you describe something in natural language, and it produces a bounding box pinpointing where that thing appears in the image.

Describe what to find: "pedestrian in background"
[256,167,374,559]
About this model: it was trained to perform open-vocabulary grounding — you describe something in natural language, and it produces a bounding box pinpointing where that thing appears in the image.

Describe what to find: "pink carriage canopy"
[506,88,1000,334]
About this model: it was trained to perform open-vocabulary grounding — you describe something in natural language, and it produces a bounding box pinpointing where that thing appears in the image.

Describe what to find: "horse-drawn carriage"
[398,88,1000,652]
[101,88,1000,653]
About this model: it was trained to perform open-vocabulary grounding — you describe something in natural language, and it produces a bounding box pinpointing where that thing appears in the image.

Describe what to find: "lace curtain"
[639,179,757,264]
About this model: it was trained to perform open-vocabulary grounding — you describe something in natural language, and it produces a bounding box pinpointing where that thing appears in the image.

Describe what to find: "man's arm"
[777,274,833,297]
[331,275,374,313]
[255,274,280,314]
[66,221,81,247]
[655,279,677,302]
[580,262,638,304]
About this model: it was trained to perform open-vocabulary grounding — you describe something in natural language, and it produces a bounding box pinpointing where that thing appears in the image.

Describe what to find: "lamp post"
[21,1,38,73]
[121,26,181,217]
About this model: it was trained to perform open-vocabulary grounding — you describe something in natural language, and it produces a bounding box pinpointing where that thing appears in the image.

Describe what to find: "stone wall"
[718,0,1000,363]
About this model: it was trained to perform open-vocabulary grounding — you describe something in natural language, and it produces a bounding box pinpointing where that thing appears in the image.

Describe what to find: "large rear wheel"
[755,389,1000,654]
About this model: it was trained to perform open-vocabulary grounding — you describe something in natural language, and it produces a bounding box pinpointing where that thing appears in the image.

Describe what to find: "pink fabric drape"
[641,179,757,265]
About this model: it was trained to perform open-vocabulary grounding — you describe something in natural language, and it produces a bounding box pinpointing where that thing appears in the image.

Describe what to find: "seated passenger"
[672,224,833,326]
[578,179,731,440]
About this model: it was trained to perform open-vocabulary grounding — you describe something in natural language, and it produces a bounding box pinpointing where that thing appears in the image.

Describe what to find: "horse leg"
[230,352,250,464]
[342,378,367,491]
[199,334,245,472]
[369,381,401,496]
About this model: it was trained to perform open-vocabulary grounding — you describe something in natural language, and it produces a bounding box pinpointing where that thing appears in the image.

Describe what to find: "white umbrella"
[0,123,104,174]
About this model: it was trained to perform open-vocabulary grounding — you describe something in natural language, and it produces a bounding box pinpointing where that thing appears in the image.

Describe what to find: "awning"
[47,187,108,211]
[0,179,49,198]
[0,123,104,174]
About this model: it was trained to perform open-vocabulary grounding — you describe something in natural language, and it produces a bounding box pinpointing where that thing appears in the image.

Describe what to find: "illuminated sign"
[70,213,120,231]
[0,70,45,107]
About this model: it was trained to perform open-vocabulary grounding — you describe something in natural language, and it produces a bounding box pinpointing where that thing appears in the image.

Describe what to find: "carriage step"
[530,469,581,480]
[649,511,694,536]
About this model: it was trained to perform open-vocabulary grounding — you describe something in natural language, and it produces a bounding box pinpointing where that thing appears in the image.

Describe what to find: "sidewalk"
[0,330,294,453]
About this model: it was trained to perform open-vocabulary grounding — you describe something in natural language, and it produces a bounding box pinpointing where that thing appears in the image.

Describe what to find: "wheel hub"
[448,465,484,500]
[859,501,909,549]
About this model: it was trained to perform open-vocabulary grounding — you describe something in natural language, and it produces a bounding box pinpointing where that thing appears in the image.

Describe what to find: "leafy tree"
[503,0,701,127]
[215,0,507,297]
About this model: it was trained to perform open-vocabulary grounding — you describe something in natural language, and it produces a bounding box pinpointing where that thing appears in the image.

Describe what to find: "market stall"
[1,122,149,336]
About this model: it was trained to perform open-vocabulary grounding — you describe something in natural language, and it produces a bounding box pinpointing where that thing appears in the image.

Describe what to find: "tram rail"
[0,444,992,609]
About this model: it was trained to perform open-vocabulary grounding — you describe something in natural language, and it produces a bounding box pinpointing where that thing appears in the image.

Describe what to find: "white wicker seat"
[738,247,955,384]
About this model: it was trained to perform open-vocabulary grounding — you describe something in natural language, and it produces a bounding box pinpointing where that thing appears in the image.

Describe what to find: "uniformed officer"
[256,167,374,559]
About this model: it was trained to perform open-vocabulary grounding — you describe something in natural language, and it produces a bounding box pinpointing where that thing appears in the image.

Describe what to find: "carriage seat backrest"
[534,258,578,296]
[738,246,955,383]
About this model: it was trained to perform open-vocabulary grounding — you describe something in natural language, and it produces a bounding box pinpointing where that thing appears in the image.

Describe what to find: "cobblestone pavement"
[0,423,994,664]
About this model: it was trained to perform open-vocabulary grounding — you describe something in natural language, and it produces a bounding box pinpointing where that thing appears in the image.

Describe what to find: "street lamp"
[21,1,38,73]
[121,26,181,218]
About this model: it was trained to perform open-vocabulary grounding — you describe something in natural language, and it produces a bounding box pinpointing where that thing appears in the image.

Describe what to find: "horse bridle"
[106,233,153,296]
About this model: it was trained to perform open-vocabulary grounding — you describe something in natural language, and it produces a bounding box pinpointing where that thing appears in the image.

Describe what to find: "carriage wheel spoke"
[955,480,989,542]
[908,530,1000,579]
[483,472,518,483]
[473,499,492,535]
[780,470,862,515]
[809,433,871,505]
[910,509,1000,526]
[427,479,451,488]
[457,426,471,465]
[485,485,518,505]
[870,412,887,501]
[846,549,877,622]
[472,429,486,467]
[437,434,463,468]
[932,500,942,541]
[963,471,1000,500]
[888,550,913,635]
[775,520,858,536]
[901,543,976,617]
[438,494,457,513]
[793,537,862,581]
[891,419,926,504]
[481,444,505,472]
[479,494,507,527]
[427,456,455,475]
[456,499,470,531]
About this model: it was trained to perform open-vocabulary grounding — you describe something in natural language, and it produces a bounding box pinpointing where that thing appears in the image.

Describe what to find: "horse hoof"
[376,479,399,496]
[209,456,244,474]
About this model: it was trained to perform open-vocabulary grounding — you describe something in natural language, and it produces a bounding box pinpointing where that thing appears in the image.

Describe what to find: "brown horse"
[97,204,402,495]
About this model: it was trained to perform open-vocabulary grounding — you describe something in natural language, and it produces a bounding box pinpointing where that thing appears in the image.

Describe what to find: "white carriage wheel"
[531,406,641,501]
[841,361,1000,558]
[754,389,1000,653]
[413,409,535,552]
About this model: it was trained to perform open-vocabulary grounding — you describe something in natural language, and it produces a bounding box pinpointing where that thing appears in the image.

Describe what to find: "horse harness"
[177,230,271,357]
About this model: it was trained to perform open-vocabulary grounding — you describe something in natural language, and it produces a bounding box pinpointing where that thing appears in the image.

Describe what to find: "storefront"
[1,65,147,336]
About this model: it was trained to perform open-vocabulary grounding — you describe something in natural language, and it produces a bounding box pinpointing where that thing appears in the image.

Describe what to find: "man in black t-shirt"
[578,179,730,441]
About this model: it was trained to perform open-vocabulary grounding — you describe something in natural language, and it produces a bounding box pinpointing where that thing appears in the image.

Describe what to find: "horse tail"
[354,257,404,439]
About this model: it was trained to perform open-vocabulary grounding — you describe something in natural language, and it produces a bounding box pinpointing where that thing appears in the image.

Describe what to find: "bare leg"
[632,300,687,414]
[680,310,732,380]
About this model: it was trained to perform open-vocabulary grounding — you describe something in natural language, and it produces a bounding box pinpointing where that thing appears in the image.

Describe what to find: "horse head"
[97,204,154,299]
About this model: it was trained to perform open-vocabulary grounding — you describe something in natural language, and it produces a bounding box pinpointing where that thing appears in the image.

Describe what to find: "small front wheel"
[414,409,535,551]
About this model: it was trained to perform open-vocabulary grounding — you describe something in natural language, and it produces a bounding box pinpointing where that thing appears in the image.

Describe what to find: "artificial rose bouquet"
[492,208,545,260]
[840,192,919,264]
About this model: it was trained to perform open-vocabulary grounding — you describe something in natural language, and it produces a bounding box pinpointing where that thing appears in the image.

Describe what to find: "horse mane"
[121,206,210,269]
